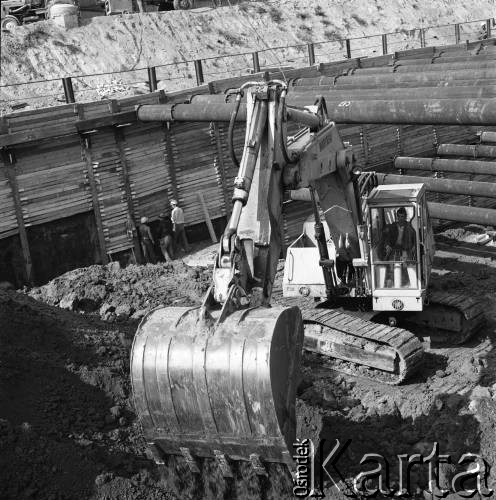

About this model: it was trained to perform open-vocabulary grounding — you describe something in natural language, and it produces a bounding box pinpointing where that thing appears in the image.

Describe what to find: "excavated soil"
[2,224,496,499]
[1,0,494,113]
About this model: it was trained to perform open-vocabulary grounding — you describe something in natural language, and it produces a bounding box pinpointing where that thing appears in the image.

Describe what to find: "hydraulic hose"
[228,92,242,170]
[278,89,292,165]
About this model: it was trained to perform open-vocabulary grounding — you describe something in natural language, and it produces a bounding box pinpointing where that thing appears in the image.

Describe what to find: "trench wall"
[1,38,495,286]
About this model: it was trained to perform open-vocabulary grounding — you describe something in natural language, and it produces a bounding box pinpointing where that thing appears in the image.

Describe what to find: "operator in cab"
[377,207,417,288]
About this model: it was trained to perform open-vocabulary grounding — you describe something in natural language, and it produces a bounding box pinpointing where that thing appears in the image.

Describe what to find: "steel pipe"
[376,173,496,199]
[291,70,496,87]
[351,61,495,75]
[136,103,321,128]
[428,202,496,226]
[395,157,496,176]
[288,86,496,100]
[437,144,496,158]
[312,99,496,125]
[153,96,496,126]
[388,53,496,66]
[331,79,496,90]
[480,131,496,144]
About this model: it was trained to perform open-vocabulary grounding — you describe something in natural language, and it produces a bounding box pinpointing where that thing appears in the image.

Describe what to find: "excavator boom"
[132,82,342,474]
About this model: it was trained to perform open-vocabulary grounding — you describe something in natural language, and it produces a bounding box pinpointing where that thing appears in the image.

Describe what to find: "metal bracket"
[214,450,234,478]
[249,454,268,476]
[180,447,200,474]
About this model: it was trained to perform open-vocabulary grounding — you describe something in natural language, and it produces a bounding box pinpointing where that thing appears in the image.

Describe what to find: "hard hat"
[170,199,178,205]
[140,216,148,223]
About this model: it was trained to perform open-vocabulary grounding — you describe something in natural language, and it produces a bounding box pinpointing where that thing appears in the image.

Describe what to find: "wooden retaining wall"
[1,39,494,284]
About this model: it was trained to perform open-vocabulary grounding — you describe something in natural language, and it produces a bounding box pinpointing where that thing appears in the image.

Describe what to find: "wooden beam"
[208,81,231,218]
[113,126,143,263]
[80,135,109,264]
[3,161,34,284]
[0,124,77,147]
[197,192,217,243]
[76,110,137,133]
[163,123,179,202]
[157,91,179,206]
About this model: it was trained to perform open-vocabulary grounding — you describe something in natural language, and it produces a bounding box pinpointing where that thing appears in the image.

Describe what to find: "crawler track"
[272,292,424,385]
[406,291,486,345]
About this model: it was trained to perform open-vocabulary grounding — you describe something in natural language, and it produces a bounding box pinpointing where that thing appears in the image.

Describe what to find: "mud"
[2,224,496,499]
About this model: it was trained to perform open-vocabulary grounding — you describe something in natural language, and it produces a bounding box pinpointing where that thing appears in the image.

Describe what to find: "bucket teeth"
[147,442,165,465]
[180,447,200,474]
[250,453,268,476]
[214,450,234,478]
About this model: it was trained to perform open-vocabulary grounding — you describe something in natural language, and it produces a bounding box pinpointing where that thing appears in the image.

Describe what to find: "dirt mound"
[1,0,492,112]
[0,288,176,500]
[28,260,212,321]
[3,229,496,498]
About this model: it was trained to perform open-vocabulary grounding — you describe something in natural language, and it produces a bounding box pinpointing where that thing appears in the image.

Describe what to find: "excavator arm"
[131,82,358,476]
[208,84,357,313]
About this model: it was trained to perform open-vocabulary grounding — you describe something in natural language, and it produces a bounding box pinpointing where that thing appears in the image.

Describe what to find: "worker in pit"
[158,212,174,262]
[378,207,417,288]
[479,23,488,40]
[138,216,157,264]
[170,199,189,254]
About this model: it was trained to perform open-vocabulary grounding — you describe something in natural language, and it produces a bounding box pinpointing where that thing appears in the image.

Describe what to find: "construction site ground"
[2,1,496,499]
[1,223,496,500]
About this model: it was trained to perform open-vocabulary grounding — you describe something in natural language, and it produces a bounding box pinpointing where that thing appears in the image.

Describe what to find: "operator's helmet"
[170,199,178,206]
[140,216,149,224]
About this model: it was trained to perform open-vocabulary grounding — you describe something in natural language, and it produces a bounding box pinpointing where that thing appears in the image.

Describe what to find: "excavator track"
[405,291,486,345]
[272,292,424,385]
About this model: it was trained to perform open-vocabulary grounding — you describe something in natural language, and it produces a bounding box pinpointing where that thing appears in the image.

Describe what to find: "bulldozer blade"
[131,304,304,470]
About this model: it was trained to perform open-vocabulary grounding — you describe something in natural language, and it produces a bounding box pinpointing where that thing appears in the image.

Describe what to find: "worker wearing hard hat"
[158,212,174,262]
[170,199,189,254]
[138,216,156,264]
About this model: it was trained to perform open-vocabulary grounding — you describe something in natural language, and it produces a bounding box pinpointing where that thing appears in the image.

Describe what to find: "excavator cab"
[283,181,436,315]
[367,183,434,311]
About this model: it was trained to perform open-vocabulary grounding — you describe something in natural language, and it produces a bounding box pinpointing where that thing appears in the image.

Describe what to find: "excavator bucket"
[130,304,304,473]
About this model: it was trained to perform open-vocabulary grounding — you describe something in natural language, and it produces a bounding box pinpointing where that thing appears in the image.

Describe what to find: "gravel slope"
[1,0,494,112]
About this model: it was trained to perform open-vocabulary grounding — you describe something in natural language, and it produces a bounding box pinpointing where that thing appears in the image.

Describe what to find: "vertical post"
[345,39,351,59]
[307,43,315,65]
[80,135,109,265]
[147,67,158,92]
[194,59,204,86]
[468,173,474,207]
[454,23,461,44]
[208,82,230,218]
[381,34,388,55]
[486,19,492,39]
[62,77,75,103]
[420,28,426,48]
[197,193,217,243]
[114,127,144,262]
[252,52,260,73]
[4,160,34,285]
[164,124,179,203]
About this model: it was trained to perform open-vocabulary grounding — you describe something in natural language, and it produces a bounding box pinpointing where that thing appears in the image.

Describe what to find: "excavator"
[130,81,484,476]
